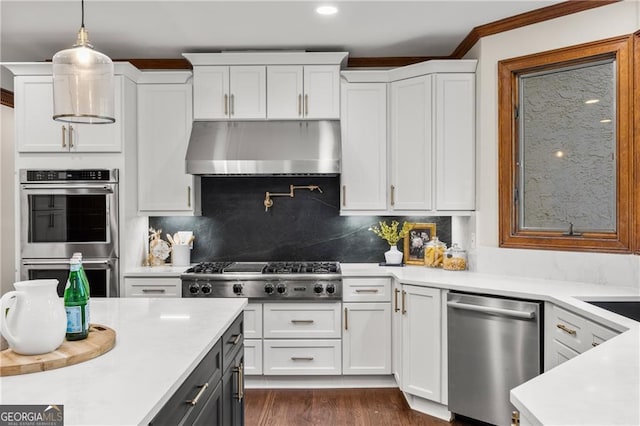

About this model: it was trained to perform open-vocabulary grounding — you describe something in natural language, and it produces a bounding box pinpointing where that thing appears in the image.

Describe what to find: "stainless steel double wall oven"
[19,169,119,297]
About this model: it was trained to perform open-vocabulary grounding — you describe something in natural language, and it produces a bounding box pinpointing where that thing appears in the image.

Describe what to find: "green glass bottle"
[64,257,89,341]
[72,252,90,325]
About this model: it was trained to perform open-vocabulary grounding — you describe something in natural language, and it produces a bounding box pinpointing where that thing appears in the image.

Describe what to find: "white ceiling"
[1,0,563,64]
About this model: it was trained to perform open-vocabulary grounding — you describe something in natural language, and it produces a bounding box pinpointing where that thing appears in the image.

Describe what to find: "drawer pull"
[291,319,314,324]
[141,288,166,293]
[187,383,209,406]
[556,323,577,336]
[402,290,406,314]
[229,333,242,345]
[291,356,314,361]
[344,307,348,330]
[355,289,379,293]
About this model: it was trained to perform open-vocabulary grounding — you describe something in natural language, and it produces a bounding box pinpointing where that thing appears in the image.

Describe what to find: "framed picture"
[403,223,436,265]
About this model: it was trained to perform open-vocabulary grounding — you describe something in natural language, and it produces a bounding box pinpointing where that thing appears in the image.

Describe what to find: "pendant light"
[52,0,115,124]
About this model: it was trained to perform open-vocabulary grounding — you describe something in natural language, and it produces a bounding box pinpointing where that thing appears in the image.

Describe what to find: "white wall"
[466,0,640,288]
[1,104,15,295]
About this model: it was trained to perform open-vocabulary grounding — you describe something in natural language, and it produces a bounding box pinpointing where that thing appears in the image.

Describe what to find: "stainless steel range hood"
[185,120,341,175]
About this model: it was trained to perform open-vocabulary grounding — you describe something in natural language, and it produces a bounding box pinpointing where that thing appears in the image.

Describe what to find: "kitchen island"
[0,297,247,425]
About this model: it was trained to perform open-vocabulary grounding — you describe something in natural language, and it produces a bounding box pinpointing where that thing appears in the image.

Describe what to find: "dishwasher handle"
[447,300,536,319]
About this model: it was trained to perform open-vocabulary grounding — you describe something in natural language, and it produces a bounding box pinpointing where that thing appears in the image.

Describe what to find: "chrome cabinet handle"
[304,94,309,116]
[68,125,74,148]
[394,288,400,313]
[355,289,379,293]
[298,94,302,116]
[224,94,229,116]
[141,288,166,293]
[556,323,577,336]
[291,319,314,324]
[187,383,209,406]
[342,185,346,207]
[401,290,406,314]
[390,185,396,206]
[229,333,242,345]
[230,94,235,115]
[234,362,244,401]
[61,126,67,148]
[291,356,314,361]
[344,307,348,330]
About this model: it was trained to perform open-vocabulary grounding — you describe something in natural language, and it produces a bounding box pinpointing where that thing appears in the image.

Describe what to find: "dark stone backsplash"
[150,177,451,263]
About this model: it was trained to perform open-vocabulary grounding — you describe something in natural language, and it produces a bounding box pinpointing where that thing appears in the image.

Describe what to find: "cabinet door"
[303,65,340,119]
[267,66,303,119]
[435,73,475,210]
[15,76,122,153]
[340,82,388,211]
[401,284,441,402]
[244,303,263,339]
[391,280,403,385]
[243,339,263,376]
[137,83,200,215]
[190,380,223,426]
[193,66,229,119]
[222,350,245,426]
[390,75,433,211]
[229,66,266,119]
[343,302,391,375]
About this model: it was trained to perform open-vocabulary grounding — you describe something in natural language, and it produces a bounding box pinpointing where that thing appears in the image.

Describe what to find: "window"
[498,35,634,253]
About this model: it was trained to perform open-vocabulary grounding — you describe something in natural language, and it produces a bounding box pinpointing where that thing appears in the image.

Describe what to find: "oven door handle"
[21,185,115,194]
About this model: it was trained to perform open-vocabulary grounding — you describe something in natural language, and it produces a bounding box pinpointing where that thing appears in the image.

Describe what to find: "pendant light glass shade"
[52,25,115,124]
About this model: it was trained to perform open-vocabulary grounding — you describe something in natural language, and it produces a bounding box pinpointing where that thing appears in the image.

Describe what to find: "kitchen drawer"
[150,340,222,425]
[124,278,180,297]
[263,339,342,375]
[244,339,263,376]
[343,278,391,302]
[244,303,262,339]
[546,338,580,371]
[263,302,341,338]
[222,314,244,372]
[547,304,619,353]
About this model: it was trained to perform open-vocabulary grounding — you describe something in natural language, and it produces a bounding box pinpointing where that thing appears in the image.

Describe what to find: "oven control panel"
[182,278,342,300]
[21,169,117,182]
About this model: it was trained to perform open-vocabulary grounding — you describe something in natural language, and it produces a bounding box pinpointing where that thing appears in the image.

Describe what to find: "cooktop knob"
[326,283,336,294]
[200,283,212,294]
[233,283,243,294]
[313,284,324,294]
[264,283,275,294]
[189,283,200,294]
[276,283,287,294]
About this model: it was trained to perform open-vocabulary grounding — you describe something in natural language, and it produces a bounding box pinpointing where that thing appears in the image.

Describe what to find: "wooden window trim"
[498,35,634,253]
[635,31,640,254]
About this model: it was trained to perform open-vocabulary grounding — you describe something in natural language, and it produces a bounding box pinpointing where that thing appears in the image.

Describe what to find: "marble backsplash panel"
[150,176,451,263]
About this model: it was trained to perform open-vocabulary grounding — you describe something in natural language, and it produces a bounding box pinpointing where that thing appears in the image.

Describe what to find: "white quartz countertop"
[0,298,247,426]
[124,265,190,277]
[341,263,640,426]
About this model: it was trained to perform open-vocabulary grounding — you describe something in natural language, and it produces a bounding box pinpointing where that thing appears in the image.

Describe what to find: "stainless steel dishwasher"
[447,292,542,426]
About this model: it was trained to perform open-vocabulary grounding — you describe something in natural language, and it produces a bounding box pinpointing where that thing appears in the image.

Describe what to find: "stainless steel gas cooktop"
[181,261,342,300]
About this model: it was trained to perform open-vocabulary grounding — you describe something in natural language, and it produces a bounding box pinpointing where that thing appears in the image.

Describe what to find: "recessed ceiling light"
[316,5,338,15]
[554,150,564,158]
[585,99,600,104]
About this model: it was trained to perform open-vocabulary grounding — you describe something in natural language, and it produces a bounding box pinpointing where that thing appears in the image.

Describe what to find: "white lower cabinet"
[544,302,619,371]
[399,284,442,403]
[124,278,181,297]
[243,303,263,340]
[262,302,342,375]
[244,339,263,376]
[391,280,403,386]
[342,278,391,375]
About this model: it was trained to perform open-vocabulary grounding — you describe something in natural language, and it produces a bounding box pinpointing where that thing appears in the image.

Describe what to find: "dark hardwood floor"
[244,388,475,426]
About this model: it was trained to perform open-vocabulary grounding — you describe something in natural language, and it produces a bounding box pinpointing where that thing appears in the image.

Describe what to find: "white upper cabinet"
[267,65,340,119]
[14,75,123,153]
[137,73,201,215]
[192,65,266,120]
[434,74,475,210]
[390,75,434,211]
[340,81,387,211]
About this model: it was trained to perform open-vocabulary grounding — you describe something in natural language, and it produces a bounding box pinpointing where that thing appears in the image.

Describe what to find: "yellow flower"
[369,220,410,246]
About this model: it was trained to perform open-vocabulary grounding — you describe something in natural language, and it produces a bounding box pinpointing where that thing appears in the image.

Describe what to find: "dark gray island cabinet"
[150,314,244,426]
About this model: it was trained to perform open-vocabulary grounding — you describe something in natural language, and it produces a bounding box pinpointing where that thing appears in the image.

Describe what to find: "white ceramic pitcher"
[0,279,67,355]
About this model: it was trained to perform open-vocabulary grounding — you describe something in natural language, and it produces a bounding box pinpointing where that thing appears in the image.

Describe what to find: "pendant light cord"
[81,0,85,29]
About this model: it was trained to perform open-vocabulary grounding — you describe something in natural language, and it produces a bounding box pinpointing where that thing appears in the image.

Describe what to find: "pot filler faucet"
[263,185,322,212]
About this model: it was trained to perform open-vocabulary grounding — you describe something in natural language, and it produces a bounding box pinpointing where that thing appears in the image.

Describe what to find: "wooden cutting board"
[0,324,116,376]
